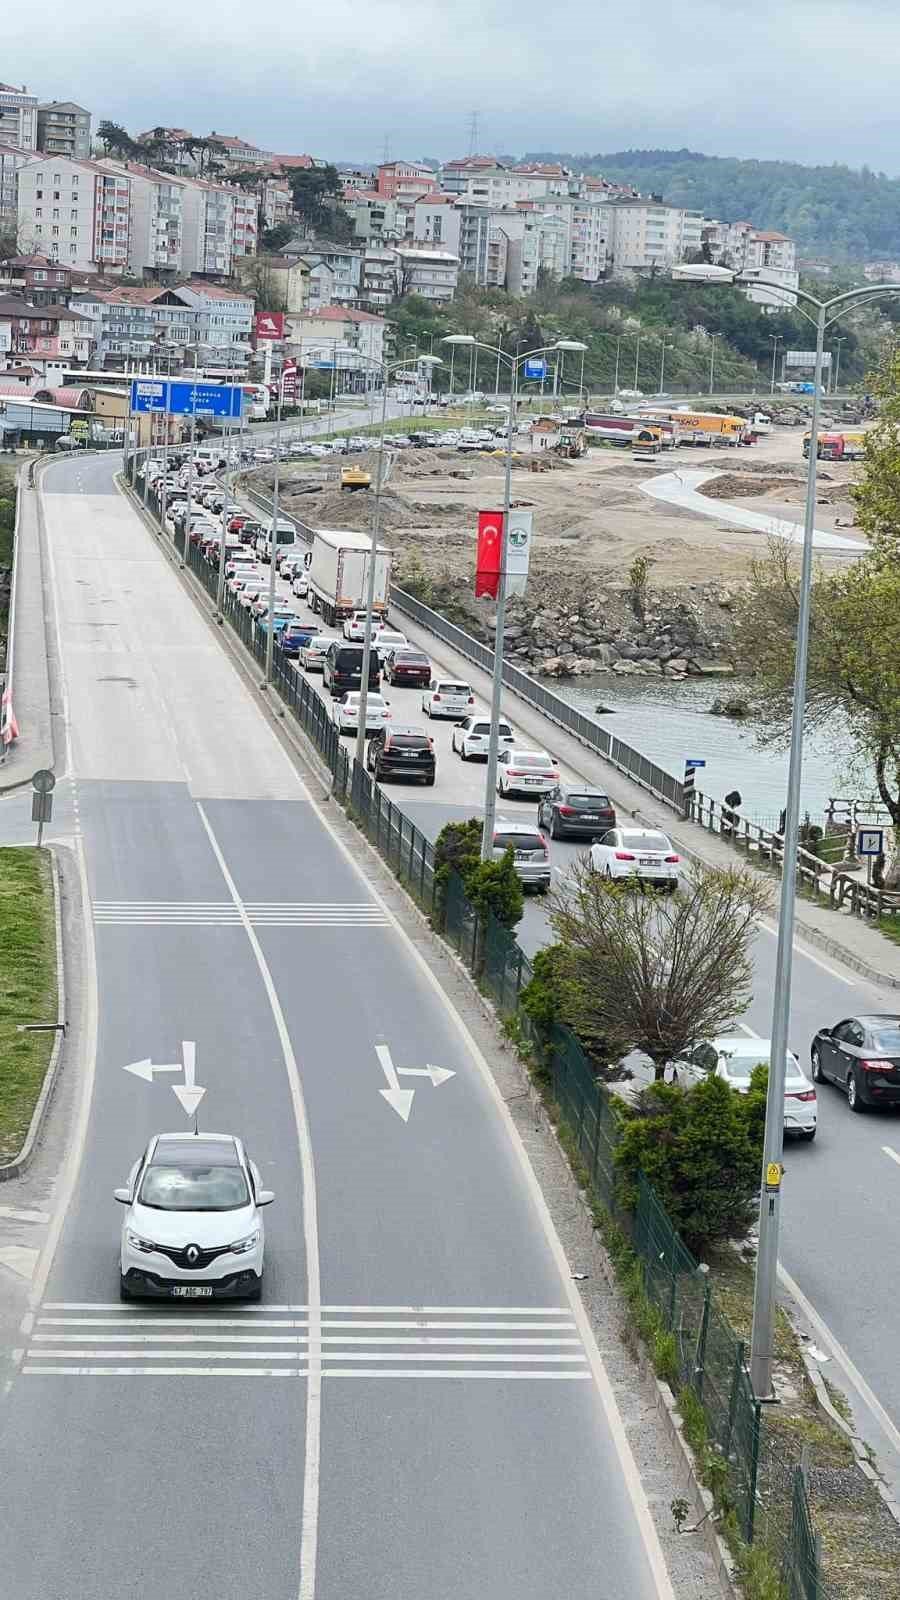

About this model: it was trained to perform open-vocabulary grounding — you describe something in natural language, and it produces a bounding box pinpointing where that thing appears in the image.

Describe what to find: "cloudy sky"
[5,0,897,172]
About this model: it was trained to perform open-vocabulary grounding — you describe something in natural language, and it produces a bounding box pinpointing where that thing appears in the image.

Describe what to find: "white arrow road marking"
[375,1044,414,1122]
[882,1145,900,1169]
[122,1057,182,1083]
[397,1064,456,1087]
[173,1039,205,1116]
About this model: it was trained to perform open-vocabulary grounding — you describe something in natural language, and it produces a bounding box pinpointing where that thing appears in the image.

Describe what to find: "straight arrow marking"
[375,1044,414,1123]
[173,1039,206,1117]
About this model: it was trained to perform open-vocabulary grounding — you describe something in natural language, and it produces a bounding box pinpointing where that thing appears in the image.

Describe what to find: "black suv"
[323,642,381,697]
[537,784,616,840]
[367,725,435,785]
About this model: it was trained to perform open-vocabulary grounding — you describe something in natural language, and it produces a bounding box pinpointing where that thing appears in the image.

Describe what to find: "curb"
[0,847,66,1182]
[800,1348,900,1531]
[0,455,56,795]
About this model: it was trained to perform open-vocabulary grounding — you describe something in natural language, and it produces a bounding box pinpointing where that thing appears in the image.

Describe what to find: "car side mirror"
[257,1189,276,1206]
[113,1187,131,1204]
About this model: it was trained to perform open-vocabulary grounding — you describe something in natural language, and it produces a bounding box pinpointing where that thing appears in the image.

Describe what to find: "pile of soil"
[699,474,802,501]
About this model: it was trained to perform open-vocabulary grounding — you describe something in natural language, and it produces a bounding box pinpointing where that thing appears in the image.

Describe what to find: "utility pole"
[832,336,845,394]
[633,333,641,391]
[769,334,782,396]
[708,332,721,396]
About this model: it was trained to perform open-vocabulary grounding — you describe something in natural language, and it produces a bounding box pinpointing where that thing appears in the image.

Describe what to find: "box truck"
[304,528,392,627]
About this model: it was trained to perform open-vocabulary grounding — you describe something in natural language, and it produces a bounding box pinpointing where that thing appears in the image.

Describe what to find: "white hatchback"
[330,691,392,733]
[299,633,333,670]
[116,1131,274,1302]
[590,827,681,890]
[452,715,515,760]
[421,679,476,720]
[496,748,560,798]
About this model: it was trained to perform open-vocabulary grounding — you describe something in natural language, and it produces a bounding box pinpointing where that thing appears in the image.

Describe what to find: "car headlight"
[126,1231,158,1254]
[229,1230,260,1255]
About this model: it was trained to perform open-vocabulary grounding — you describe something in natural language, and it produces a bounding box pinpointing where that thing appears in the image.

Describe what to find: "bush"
[519,944,567,1034]
[464,852,524,930]
[614,1070,766,1253]
[434,817,481,889]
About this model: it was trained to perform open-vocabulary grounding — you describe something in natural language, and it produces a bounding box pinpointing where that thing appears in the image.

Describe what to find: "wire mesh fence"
[134,473,828,1595]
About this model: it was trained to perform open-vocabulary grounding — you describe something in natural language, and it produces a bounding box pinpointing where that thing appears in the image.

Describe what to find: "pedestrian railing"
[131,463,830,1592]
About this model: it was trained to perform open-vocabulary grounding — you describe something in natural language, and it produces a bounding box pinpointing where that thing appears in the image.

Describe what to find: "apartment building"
[0,292,93,363]
[176,280,254,356]
[180,178,258,275]
[375,161,438,205]
[95,159,185,277]
[260,176,292,231]
[502,211,569,296]
[541,195,610,282]
[0,254,73,305]
[0,84,37,152]
[702,219,798,308]
[0,141,32,233]
[36,103,92,161]
[70,281,253,364]
[360,246,399,310]
[606,198,703,275]
[395,245,458,302]
[284,305,385,370]
[208,133,273,169]
[17,155,131,270]
[345,191,407,243]
[411,195,461,256]
[441,156,570,205]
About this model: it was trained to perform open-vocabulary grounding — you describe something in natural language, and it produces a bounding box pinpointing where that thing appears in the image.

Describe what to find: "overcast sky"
[5,0,898,174]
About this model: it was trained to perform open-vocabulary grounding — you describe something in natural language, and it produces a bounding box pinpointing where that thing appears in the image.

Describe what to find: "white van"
[194,446,226,469]
[255,519,296,563]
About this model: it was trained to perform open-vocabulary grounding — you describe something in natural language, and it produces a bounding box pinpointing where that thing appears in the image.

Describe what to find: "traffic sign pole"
[682,757,705,819]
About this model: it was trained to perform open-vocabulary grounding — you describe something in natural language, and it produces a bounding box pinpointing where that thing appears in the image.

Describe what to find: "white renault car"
[496,747,560,798]
[421,678,476,720]
[452,714,515,760]
[589,826,681,891]
[330,690,392,734]
[116,1131,274,1301]
[676,1037,817,1141]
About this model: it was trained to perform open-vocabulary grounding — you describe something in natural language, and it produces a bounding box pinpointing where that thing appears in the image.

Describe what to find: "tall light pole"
[673,263,900,1398]
[708,332,721,396]
[659,340,673,395]
[633,333,641,391]
[832,336,845,394]
[264,361,288,687]
[355,354,442,768]
[769,334,782,396]
[613,336,621,397]
[442,334,588,860]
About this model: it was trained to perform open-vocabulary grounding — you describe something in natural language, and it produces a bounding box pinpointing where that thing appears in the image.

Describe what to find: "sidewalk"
[395,606,900,991]
[0,472,54,793]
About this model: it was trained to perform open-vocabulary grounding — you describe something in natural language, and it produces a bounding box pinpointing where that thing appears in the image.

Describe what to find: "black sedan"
[537,784,617,840]
[810,1015,900,1112]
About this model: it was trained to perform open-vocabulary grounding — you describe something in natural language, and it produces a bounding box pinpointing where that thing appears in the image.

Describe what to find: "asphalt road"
[224,528,900,1495]
[0,452,672,1600]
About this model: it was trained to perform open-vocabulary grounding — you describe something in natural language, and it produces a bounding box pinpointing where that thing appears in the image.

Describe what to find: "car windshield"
[621,832,671,852]
[138,1164,250,1211]
[439,684,471,695]
[391,734,428,748]
[396,652,428,664]
[495,832,543,851]
[870,1027,900,1053]
[567,793,611,810]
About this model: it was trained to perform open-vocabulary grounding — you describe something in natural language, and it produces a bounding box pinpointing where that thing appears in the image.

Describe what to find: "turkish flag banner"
[475,509,503,598]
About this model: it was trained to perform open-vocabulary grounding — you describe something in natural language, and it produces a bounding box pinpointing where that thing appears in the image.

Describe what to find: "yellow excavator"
[340,465,372,491]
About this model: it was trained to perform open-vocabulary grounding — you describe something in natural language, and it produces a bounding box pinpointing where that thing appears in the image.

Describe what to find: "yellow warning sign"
[766,1162,782,1189]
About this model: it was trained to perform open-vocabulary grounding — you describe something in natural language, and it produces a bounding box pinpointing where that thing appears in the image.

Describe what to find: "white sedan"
[589,827,681,890]
[452,714,515,760]
[676,1037,817,1140]
[291,569,309,599]
[116,1131,274,1302]
[330,691,392,734]
[299,633,333,670]
[373,629,409,663]
[496,748,560,798]
[421,679,476,720]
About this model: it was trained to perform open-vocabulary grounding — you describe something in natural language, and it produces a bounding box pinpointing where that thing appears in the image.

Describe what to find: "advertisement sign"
[255,311,285,342]
[785,350,832,369]
[505,509,533,596]
[475,509,503,599]
[282,359,298,399]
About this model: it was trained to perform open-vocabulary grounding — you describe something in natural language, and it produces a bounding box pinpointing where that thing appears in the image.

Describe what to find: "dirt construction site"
[258,424,867,606]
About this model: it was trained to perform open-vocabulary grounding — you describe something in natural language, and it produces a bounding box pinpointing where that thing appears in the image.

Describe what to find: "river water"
[554,673,857,829]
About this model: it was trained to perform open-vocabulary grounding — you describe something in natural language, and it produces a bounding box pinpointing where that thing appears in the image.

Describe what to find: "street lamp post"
[769,334,782,396]
[442,334,588,861]
[355,354,442,768]
[613,337,621,397]
[633,334,641,391]
[708,332,721,396]
[659,340,673,395]
[672,262,900,1398]
[264,362,288,687]
[832,336,845,394]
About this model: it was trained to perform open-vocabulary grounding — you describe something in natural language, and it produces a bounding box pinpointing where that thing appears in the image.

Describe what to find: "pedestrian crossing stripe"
[92,901,389,927]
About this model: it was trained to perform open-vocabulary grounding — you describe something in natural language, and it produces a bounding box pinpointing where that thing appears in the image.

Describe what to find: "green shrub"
[464,852,524,930]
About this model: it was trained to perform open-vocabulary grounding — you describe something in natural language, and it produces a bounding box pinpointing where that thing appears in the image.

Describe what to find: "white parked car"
[496,748,560,798]
[421,679,476,720]
[115,1131,274,1302]
[452,714,515,760]
[589,827,681,890]
[330,691,392,734]
[676,1037,817,1140]
[299,633,333,671]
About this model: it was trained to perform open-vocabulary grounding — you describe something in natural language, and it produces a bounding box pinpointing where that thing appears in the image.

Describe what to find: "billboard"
[255,311,285,342]
[785,350,832,369]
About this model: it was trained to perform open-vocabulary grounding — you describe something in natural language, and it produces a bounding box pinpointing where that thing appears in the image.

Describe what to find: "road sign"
[523,358,547,380]
[684,758,706,769]
[31,768,55,794]
[765,1162,782,1190]
[857,827,884,857]
[375,1043,454,1121]
[130,379,169,413]
[122,1039,206,1116]
[167,381,243,420]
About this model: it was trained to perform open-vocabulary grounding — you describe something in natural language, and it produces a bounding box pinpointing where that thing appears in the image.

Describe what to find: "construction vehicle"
[631,425,664,459]
[340,465,372,491]
[803,430,867,461]
[554,427,587,459]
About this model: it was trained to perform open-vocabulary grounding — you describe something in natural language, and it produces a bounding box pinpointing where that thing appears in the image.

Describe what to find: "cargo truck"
[304,528,392,627]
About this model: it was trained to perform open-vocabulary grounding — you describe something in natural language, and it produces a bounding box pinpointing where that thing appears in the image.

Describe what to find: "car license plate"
[172,1285,213,1298]
[580,814,598,822]
[640,857,660,866]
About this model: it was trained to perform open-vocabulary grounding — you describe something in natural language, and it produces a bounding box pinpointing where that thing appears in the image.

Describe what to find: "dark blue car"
[280,621,319,657]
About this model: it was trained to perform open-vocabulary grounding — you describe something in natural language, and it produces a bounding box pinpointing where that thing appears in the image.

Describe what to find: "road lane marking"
[33,1333,581,1346]
[27,1348,588,1362]
[92,899,389,927]
[197,801,322,1600]
[756,919,855,984]
[42,1302,576,1313]
[882,1145,900,1169]
[777,1262,900,1461]
[23,1366,590,1380]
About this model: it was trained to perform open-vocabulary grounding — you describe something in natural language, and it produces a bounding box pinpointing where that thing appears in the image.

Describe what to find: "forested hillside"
[525,148,900,261]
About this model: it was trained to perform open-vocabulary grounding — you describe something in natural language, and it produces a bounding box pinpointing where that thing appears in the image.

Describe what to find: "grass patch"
[877,913,900,948]
[0,848,58,1163]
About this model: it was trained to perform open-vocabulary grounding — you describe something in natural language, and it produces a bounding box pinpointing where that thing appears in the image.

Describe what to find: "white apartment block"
[411,196,461,256]
[396,246,458,301]
[541,195,609,282]
[285,306,385,370]
[37,102,92,161]
[0,84,37,151]
[702,219,798,308]
[440,157,570,205]
[503,211,569,296]
[181,179,258,276]
[97,160,186,276]
[260,177,292,231]
[17,155,130,270]
[607,198,703,276]
[0,141,32,233]
[174,281,254,354]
